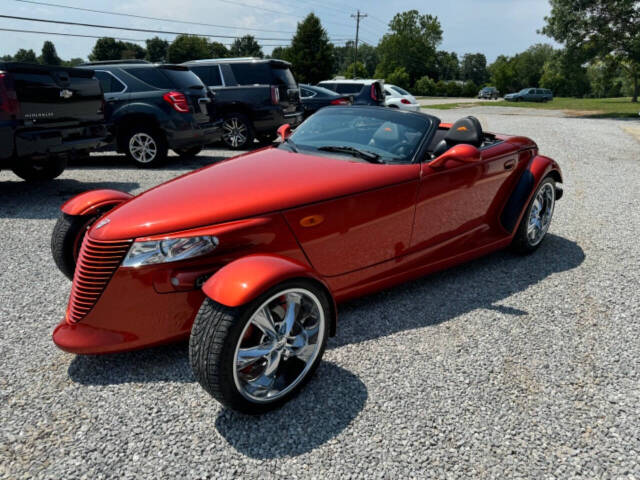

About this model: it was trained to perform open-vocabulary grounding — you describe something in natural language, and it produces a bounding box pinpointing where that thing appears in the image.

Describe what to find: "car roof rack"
[79,60,151,66]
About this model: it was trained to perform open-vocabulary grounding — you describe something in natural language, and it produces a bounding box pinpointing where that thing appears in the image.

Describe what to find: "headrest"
[444,116,483,147]
[372,121,401,144]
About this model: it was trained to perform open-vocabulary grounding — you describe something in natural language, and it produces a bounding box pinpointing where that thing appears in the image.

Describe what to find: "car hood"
[90,147,420,241]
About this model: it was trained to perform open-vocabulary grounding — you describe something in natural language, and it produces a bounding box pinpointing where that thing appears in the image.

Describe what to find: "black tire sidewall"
[12,156,67,182]
[123,127,168,167]
[51,211,100,280]
[190,279,331,414]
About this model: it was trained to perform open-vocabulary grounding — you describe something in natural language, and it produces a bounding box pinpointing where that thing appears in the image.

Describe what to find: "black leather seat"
[432,116,484,157]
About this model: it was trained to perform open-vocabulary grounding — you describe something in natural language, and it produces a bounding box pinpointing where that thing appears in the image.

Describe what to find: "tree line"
[2,1,637,102]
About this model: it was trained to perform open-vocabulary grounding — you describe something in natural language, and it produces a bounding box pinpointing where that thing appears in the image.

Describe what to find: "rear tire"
[511,177,556,254]
[122,127,168,167]
[221,113,254,150]
[190,279,330,414]
[51,211,102,280]
[174,146,203,158]
[12,156,67,181]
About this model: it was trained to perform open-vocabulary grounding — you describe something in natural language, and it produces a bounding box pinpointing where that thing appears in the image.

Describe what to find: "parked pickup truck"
[185,58,304,149]
[0,62,107,181]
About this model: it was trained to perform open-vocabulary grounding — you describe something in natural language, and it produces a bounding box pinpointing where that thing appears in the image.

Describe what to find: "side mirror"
[277,123,292,141]
[428,144,481,169]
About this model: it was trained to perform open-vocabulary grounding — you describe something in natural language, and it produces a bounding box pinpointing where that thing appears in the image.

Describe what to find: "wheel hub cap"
[527,183,555,246]
[222,118,248,148]
[129,133,157,164]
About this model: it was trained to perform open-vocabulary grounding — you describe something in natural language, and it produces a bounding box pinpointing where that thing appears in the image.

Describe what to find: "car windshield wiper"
[317,145,382,163]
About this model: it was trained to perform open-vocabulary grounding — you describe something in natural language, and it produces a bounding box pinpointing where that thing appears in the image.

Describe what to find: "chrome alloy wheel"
[129,132,157,164]
[527,182,555,246]
[233,288,325,403]
[222,117,248,148]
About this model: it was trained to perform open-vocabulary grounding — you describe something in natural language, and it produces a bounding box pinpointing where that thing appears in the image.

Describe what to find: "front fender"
[202,254,337,336]
[61,189,133,216]
[501,154,563,232]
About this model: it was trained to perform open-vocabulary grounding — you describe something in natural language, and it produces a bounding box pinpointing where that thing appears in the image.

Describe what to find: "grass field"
[421,97,640,118]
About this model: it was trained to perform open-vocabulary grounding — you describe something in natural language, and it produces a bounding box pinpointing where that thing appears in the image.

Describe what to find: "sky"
[0,0,558,62]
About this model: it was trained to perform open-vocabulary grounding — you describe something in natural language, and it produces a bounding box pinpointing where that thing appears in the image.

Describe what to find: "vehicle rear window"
[190,65,223,86]
[229,63,272,85]
[162,68,204,88]
[319,83,336,92]
[127,68,173,89]
[93,71,126,94]
[335,83,364,94]
[272,66,296,87]
[391,86,409,96]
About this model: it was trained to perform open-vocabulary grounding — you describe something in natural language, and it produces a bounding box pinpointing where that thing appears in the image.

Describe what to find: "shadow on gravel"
[0,179,139,219]
[330,234,585,348]
[215,362,367,459]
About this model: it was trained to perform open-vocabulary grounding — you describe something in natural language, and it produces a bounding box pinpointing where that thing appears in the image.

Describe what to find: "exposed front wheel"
[51,211,103,280]
[12,156,67,181]
[189,280,330,414]
[221,113,254,150]
[123,128,168,167]
[511,177,556,254]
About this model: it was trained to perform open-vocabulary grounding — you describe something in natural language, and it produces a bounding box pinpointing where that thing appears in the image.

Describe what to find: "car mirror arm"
[427,144,481,169]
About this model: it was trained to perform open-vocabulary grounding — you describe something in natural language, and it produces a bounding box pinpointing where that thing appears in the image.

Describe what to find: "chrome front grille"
[67,237,131,324]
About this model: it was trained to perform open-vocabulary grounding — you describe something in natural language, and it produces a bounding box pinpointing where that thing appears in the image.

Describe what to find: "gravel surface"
[1,108,639,479]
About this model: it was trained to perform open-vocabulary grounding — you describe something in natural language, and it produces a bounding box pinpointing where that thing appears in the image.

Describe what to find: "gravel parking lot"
[1,107,639,479]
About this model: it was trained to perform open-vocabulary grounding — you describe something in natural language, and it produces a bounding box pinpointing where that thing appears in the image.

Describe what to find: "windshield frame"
[283,106,439,165]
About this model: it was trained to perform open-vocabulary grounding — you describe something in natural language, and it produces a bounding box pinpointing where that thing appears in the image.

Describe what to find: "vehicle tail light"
[0,72,20,116]
[370,84,377,101]
[162,91,190,113]
[401,98,411,105]
[330,98,349,105]
[67,237,132,324]
[271,86,280,105]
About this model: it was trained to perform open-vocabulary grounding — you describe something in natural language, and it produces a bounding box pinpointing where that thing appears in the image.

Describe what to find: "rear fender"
[202,254,338,336]
[501,155,563,233]
[61,189,133,216]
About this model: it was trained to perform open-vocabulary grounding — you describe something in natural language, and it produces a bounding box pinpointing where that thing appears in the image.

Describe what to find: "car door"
[92,70,129,121]
[284,163,420,276]
[411,146,520,258]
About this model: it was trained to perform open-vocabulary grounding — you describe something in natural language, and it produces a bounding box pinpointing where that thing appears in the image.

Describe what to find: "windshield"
[284,107,434,164]
[519,89,530,94]
[391,85,410,96]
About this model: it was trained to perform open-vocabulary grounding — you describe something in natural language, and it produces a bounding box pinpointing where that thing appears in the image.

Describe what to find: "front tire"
[12,156,67,181]
[511,177,556,254]
[122,127,168,167]
[51,211,102,280]
[190,280,330,414]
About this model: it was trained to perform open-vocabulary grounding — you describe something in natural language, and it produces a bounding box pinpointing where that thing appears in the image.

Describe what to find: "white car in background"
[384,84,420,112]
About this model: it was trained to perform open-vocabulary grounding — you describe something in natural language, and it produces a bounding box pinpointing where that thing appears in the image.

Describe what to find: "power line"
[0,26,301,47]
[0,14,295,41]
[12,0,297,34]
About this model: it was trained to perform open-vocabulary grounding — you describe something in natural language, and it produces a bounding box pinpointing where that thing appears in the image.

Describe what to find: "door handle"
[504,159,516,170]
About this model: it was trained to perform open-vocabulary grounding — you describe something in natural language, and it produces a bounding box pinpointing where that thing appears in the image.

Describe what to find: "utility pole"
[350,10,367,73]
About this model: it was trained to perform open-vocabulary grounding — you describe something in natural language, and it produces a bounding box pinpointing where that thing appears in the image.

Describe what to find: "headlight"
[122,236,219,267]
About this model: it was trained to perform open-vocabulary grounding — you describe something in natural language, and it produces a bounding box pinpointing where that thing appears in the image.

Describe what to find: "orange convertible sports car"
[51,107,562,413]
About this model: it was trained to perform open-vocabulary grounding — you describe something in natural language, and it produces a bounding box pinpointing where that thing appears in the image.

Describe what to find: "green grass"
[420,97,640,118]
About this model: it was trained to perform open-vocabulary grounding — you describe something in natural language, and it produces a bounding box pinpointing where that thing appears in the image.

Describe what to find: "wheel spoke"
[280,293,301,337]
[263,349,282,377]
[236,343,273,370]
[251,308,278,339]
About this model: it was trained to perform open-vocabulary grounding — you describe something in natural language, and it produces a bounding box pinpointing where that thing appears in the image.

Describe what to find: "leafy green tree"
[344,61,367,79]
[542,0,639,102]
[14,48,38,63]
[386,66,411,90]
[434,80,448,96]
[511,44,555,88]
[146,37,169,62]
[376,10,442,85]
[209,42,228,58]
[1,54,13,61]
[414,76,436,96]
[540,50,590,97]
[284,13,334,84]
[89,38,125,61]
[230,35,263,58]
[40,41,61,65]
[167,35,211,63]
[587,60,623,97]
[460,53,488,85]
[445,81,462,97]
[121,42,146,60]
[489,55,517,94]
[63,58,85,67]
[435,51,459,81]
[461,80,479,97]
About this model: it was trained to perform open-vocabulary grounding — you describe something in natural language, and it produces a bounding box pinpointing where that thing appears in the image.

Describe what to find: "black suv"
[82,61,221,167]
[184,58,303,149]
